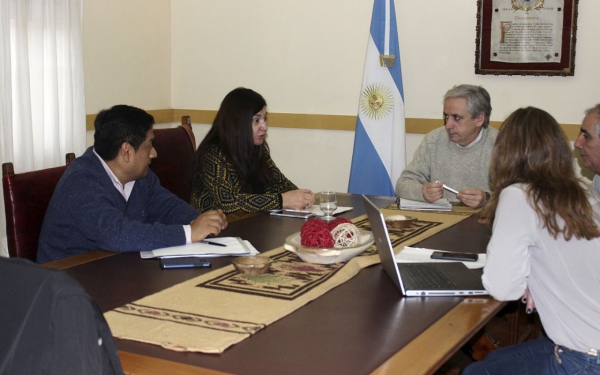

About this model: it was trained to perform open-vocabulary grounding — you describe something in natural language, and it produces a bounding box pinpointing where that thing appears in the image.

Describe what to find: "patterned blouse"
[190,145,298,214]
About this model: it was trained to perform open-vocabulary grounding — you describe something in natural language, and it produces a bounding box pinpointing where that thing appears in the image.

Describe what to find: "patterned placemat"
[104,210,472,353]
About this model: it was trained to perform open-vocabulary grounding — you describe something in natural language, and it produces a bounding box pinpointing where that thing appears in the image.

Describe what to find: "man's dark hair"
[93,105,154,161]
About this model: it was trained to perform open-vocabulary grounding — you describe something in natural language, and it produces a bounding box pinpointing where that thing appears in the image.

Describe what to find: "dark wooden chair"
[2,153,75,261]
[150,116,196,203]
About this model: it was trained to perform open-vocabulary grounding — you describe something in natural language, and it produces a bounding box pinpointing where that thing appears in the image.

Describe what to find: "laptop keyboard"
[402,263,457,289]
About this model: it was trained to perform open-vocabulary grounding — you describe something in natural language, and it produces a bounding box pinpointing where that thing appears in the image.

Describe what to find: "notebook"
[363,195,488,297]
[139,237,258,259]
[397,197,451,211]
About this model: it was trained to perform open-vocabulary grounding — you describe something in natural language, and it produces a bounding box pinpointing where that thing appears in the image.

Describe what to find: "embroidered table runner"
[104,208,474,354]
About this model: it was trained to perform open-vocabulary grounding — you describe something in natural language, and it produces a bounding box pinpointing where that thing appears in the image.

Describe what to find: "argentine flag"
[348,0,405,197]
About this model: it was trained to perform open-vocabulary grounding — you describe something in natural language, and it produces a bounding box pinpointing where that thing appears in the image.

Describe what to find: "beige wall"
[84,1,600,193]
[83,0,171,113]
[170,1,600,123]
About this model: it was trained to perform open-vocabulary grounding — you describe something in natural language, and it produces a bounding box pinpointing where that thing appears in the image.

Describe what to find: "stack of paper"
[140,237,259,259]
[397,198,451,211]
[396,246,486,269]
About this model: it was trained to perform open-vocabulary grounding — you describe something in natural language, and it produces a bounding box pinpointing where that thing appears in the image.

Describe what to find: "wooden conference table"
[44,194,504,375]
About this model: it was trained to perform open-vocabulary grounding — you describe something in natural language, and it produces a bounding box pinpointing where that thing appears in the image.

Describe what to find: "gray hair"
[443,84,492,128]
[584,104,600,136]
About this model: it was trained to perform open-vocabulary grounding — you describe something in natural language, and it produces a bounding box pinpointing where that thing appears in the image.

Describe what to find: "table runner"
[104,208,473,354]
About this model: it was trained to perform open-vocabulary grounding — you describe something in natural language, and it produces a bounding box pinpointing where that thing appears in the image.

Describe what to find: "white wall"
[170,1,600,123]
[83,0,172,113]
[83,1,600,193]
[168,1,599,192]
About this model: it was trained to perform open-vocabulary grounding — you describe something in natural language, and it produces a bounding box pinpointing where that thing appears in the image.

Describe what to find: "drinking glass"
[319,191,337,221]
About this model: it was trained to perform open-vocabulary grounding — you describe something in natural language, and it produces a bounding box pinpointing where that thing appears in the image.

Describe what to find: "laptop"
[362,195,488,297]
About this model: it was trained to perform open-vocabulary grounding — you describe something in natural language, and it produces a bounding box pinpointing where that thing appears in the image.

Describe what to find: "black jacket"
[0,257,123,374]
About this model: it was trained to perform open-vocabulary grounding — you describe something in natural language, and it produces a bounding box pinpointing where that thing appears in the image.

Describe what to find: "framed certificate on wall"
[475,0,579,76]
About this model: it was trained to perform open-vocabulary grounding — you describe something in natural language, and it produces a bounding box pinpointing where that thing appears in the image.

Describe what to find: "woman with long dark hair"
[464,107,600,374]
[190,87,314,214]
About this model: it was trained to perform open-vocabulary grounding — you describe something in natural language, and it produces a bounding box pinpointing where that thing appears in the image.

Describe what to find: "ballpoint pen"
[435,181,459,195]
[201,240,227,247]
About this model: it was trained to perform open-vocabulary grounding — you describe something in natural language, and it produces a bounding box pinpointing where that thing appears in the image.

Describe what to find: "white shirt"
[93,149,135,201]
[482,183,600,352]
[454,127,483,149]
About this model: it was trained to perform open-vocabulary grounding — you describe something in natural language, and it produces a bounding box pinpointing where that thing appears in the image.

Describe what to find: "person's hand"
[190,209,228,242]
[282,189,314,210]
[521,288,536,314]
[457,188,487,208]
[422,181,443,203]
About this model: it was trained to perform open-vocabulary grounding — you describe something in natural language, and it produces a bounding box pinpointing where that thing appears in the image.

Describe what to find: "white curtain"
[0,0,86,257]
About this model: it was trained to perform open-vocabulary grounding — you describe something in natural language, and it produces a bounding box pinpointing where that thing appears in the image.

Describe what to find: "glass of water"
[319,191,337,221]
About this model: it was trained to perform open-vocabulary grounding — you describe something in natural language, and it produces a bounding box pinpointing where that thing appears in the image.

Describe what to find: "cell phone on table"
[430,251,478,262]
[269,209,316,219]
[159,257,212,269]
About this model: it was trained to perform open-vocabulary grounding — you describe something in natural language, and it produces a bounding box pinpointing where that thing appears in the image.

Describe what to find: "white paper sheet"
[396,246,486,269]
[140,237,259,259]
[398,198,451,211]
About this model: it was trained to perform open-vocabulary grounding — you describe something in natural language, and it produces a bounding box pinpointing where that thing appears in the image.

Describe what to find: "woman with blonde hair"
[464,107,600,374]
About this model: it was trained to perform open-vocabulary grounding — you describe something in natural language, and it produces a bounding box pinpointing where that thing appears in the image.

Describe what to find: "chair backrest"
[150,116,197,203]
[2,153,75,261]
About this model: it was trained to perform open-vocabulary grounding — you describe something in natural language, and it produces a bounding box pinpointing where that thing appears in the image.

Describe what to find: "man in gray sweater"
[395,84,497,208]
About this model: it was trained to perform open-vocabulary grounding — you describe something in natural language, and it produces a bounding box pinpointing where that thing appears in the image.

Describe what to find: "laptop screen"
[362,195,406,294]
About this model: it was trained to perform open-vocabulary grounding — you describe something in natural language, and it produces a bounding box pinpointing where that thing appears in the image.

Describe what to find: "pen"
[201,240,227,247]
[435,181,459,195]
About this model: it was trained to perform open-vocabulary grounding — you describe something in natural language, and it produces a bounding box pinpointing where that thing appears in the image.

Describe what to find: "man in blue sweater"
[37,105,227,263]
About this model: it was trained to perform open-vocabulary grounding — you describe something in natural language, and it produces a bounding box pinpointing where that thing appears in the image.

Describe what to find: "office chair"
[2,153,75,261]
[150,115,197,203]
